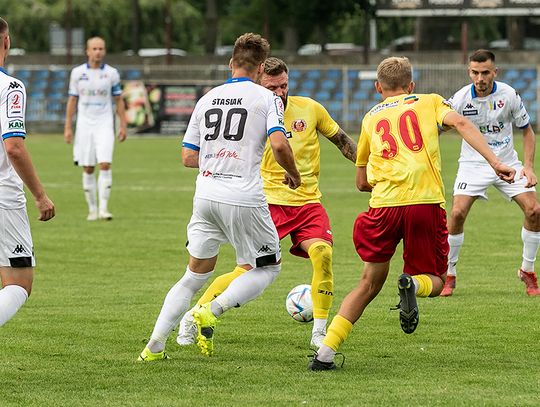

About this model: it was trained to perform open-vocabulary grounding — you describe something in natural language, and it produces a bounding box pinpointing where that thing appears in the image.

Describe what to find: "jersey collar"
[86,63,106,70]
[470,81,497,98]
[225,77,253,84]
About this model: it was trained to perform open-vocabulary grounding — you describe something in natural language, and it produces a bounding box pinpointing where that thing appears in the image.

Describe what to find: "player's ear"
[374,81,383,95]
[494,67,498,77]
[408,81,415,94]
[228,58,233,70]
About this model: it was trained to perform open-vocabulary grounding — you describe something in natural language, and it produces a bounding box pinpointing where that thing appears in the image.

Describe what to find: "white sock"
[312,318,327,333]
[147,268,213,353]
[447,233,464,276]
[521,227,540,272]
[316,344,336,363]
[82,172,97,213]
[98,169,112,212]
[212,264,280,316]
[411,278,420,294]
[0,285,29,326]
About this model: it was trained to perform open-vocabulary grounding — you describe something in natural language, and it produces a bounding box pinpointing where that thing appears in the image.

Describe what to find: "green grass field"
[1,133,539,406]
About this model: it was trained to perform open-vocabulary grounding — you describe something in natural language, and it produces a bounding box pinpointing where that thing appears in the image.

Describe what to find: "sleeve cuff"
[182,142,200,151]
[2,132,26,140]
[267,126,286,137]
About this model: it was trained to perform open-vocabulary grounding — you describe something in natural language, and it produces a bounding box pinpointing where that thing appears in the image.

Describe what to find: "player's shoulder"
[102,64,120,75]
[0,69,26,93]
[450,84,472,100]
[70,63,87,73]
[289,95,321,108]
[494,81,517,96]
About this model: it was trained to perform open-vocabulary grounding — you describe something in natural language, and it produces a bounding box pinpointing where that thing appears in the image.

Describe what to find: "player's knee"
[524,202,540,222]
[308,241,333,261]
[450,205,468,224]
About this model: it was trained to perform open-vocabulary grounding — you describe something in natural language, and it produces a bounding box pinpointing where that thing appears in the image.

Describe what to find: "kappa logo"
[8,81,22,90]
[257,245,271,254]
[12,244,27,255]
[465,103,475,109]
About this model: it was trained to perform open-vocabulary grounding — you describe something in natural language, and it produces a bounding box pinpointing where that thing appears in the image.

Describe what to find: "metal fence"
[9,63,539,133]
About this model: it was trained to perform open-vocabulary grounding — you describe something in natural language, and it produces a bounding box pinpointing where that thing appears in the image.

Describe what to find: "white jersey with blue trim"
[0,67,26,209]
[68,63,122,123]
[183,77,286,207]
[449,81,530,164]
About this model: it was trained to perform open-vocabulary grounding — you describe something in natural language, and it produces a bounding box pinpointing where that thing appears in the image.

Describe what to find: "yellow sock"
[322,315,353,352]
[308,242,334,319]
[197,266,247,305]
[412,274,433,297]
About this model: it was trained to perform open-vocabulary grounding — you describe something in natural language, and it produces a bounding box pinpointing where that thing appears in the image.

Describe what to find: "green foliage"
[0,134,538,406]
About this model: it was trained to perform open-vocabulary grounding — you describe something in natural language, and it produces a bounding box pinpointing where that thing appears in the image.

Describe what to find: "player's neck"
[87,60,103,69]
[381,90,408,99]
[231,67,257,82]
[474,84,494,98]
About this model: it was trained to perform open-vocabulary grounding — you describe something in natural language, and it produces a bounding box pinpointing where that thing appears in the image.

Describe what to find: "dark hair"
[264,57,288,76]
[470,49,495,63]
[232,33,270,72]
[0,17,8,35]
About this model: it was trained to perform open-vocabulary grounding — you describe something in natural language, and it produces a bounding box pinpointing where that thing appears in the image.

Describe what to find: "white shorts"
[186,198,281,268]
[453,160,536,201]
[0,208,35,268]
[74,123,115,166]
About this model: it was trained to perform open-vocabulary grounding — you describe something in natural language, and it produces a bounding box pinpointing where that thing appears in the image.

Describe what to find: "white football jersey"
[183,77,286,207]
[449,81,530,164]
[68,63,122,123]
[0,67,26,209]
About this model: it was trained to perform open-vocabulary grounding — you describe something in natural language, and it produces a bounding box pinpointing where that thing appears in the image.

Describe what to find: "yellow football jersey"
[356,93,454,208]
[261,96,340,206]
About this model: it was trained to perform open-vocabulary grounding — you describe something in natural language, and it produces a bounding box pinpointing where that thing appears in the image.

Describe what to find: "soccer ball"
[285,284,313,323]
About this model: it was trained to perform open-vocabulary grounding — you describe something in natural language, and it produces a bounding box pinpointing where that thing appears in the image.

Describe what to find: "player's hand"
[520,166,537,188]
[64,128,73,144]
[118,126,127,142]
[283,172,301,190]
[494,162,516,184]
[35,194,55,221]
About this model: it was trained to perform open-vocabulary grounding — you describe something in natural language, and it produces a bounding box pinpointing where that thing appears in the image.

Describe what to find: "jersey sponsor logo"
[487,135,510,149]
[79,73,89,81]
[7,90,24,118]
[8,119,24,130]
[8,81,22,90]
[370,100,398,115]
[497,100,505,109]
[202,170,213,177]
[80,88,109,97]
[12,244,27,254]
[211,98,243,106]
[274,97,284,117]
[403,95,418,104]
[462,103,478,116]
[479,121,505,134]
[204,148,243,160]
[291,119,307,132]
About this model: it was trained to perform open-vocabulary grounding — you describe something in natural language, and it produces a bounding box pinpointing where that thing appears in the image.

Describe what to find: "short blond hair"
[86,36,106,49]
[232,33,270,72]
[376,57,412,91]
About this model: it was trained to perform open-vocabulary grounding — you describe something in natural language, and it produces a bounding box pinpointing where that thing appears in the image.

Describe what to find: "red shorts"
[353,204,449,277]
[269,203,333,258]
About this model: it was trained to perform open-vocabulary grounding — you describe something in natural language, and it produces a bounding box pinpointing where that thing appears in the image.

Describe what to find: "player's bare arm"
[4,137,55,221]
[521,125,537,188]
[268,130,301,189]
[356,166,372,192]
[115,94,127,142]
[182,147,199,168]
[64,95,78,144]
[443,111,515,183]
[328,128,357,163]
